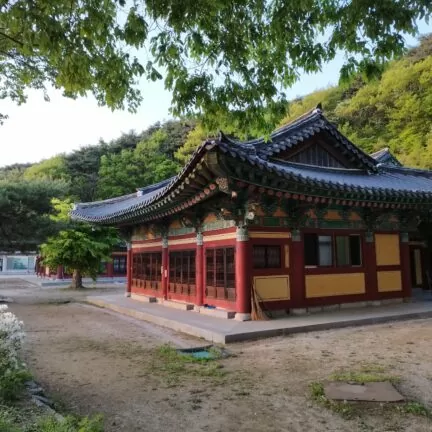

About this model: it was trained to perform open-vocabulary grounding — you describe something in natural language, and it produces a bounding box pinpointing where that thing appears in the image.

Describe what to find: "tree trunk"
[70,269,83,289]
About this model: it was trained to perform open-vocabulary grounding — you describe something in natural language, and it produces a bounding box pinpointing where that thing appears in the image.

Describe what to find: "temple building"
[71,107,432,320]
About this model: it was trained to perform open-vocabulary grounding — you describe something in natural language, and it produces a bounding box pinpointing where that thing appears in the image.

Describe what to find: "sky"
[0,21,431,167]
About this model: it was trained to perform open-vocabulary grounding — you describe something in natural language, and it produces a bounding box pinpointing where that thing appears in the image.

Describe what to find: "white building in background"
[0,253,37,274]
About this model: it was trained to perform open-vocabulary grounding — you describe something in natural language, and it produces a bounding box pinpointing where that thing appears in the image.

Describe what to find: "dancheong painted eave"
[70,107,432,225]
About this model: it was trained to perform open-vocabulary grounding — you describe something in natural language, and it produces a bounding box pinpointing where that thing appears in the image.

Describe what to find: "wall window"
[253,246,281,268]
[304,234,333,266]
[6,256,35,271]
[336,235,362,266]
[304,233,362,267]
[132,252,162,281]
[113,256,127,274]
[169,250,196,286]
[205,247,235,300]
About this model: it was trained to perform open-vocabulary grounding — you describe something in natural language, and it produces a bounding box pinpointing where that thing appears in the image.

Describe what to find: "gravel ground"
[4,277,432,432]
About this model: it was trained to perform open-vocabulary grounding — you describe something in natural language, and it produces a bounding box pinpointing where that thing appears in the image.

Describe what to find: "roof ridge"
[218,106,323,147]
[381,164,432,177]
[74,192,139,209]
[370,147,390,157]
[267,159,369,175]
[136,177,175,192]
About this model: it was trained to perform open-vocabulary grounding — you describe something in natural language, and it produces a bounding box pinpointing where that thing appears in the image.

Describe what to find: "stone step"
[131,293,157,303]
[160,299,194,311]
[194,306,236,319]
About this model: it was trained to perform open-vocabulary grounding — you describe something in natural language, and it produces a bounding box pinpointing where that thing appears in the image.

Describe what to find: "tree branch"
[0,30,23,47]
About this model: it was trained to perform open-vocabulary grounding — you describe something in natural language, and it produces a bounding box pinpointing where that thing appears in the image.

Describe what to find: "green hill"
[279,34,432,169]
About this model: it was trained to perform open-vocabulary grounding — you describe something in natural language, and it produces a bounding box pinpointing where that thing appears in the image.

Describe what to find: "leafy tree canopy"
[0,163,32,180]
[23,155,70,183]
[40,200,120,288]
[1,0,431,135]
[0,180,66,252]
[0,0,144,113]
[96,128,181,199]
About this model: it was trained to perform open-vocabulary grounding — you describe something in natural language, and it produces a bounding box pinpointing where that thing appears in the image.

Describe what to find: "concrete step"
[160,299,194,311]
[194,306,236,319]
[131,293,157,303]
[87,294,432,344]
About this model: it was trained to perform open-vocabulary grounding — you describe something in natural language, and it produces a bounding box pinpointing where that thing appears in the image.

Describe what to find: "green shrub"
[38,415,104,432]
[0,368,31,402]
[0,418,21,432]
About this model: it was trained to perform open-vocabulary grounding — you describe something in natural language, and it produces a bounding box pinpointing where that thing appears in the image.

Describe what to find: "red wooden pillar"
[400,232,412,299]
[195,232,204,306]
[421,245,430,290]
[290,229,305,308]
[126,243,132,297]
[363,231,379,300]
[235,226,251,321]
[106,261,114,278]
[162,236,168,300]
[56,265,64,280]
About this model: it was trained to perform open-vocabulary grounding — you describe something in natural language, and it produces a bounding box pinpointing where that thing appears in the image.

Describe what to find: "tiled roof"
[71,109,432,224]
[370,147,402,166]
[220,108,378,170]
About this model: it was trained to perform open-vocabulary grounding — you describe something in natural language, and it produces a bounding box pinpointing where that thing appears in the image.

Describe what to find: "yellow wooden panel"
[284,245,290,268]
[132,241,162,249]
[377,271,402,292]
[203,232,236,242]
[375,234,400,266]
[249,232,290,239]
[414,249,423,285]
[168,238,196,246]
[254,276,290,300]
[306,273,365,298]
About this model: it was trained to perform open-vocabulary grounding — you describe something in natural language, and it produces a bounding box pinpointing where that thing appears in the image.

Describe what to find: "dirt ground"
[4,278,432,432]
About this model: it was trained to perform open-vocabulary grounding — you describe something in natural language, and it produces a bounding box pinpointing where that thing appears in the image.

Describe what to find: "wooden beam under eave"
[184,181,204,191]
[198,165,214,183]
[188,173,207,187]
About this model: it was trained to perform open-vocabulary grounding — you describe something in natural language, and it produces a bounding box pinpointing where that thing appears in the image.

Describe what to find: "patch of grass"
[309,382,325,400]
[397,401,432,418]
[0,418,21,432]
[359,364,386,373]
[37,414,104,432]
[329,364,400,385]
[153,344,227,386]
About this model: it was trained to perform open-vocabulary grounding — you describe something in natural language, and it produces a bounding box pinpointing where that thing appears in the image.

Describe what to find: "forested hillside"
[0,120,196,202]
[280,34,432,168]
[1,35,431,202]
